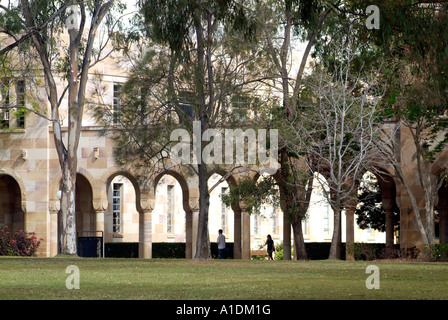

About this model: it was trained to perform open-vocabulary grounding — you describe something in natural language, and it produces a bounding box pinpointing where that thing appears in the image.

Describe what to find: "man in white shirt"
[217,229,226,259]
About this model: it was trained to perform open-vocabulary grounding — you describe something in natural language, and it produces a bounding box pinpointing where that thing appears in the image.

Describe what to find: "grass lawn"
[0,257,447,300]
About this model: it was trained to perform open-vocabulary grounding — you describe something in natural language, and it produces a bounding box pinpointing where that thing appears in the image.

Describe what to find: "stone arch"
[77,168,100,203]
[153,169,191,212]
[152,169,193,258]
[100,169,151,257]
[49,169,98,202]
[357,168,399,247]
[246,171,282,241]
[207,171,236,258]
[75,173,96,232]
[0,173,25,231]
[101,169,145,213]
[0,169,26,212]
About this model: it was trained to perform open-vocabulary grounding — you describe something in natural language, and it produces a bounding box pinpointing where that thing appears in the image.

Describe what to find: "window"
[221,187,228,233]
[16,80,25,128]
[113,84,122,125]
[167,185,174,234]
[231,95,249,122]
[177,92,194,124]
[112,183,122,233]
[0,78,10,129]
[302,216,309,236]
[0,110,9,129]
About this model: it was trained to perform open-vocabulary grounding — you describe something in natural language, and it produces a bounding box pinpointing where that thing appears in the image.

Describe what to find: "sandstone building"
[0,42,446,259]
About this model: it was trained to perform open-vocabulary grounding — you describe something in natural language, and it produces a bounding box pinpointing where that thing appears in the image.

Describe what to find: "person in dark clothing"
[265,234,275,260]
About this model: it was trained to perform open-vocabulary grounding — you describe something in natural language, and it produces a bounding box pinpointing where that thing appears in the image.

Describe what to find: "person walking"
[265,234,275,260]
[217,229,226,259]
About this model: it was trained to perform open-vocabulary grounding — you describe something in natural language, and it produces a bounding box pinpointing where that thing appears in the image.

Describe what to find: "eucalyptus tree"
[257,0,371,260]
[95,0,272,260]
[289,30,384,259]
[361,0,448,246]
[0,0,133,255]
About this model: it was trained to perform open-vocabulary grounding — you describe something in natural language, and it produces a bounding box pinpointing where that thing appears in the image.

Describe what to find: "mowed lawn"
[0,257,447,300]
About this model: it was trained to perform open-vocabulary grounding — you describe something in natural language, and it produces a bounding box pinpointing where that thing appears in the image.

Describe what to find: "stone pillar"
[96,210,105,257]
[139,209,152,259]
[345,207,355,261]
[241,209,251,260]
[95,210,105,234]
[382,198,395,248]
[385,208,394,247]
[93,200,107,257]
[233,207,242,259]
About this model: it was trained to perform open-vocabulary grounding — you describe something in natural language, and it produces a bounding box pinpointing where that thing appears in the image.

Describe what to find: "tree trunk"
[60,165,77,255]
[194,162,211,260]
[278,148,310,260]
[292,215,308,260]
[60,21,81,255]
[329,203,342,259]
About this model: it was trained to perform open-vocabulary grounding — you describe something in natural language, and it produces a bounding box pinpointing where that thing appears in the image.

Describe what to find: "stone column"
[139,209,152,259]
[95,210,105,234]
[233,207,242,259]
[383,199,395,248]
[96,210,105,257]
[93,200,107,257]
[241,209,251,260]
[385,209,394,247]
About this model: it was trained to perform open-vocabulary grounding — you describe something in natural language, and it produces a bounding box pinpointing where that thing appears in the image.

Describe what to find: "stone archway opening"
[153,174,186,244]
[208,173,234,246]
[307,172,333,243]
[356,170,399,246]
[0,175,24,231]
[76,174,96,233]
[152,171,191,258]
[248,173,281,252]
[106,174,140,243]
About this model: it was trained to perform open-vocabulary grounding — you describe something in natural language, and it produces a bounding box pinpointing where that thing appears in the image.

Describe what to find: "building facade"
[0,43,446,259]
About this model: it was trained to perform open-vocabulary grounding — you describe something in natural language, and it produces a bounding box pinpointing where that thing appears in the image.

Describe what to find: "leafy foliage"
[221,175,279,214]
[0,226,42,256]
[356,175,400,233]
